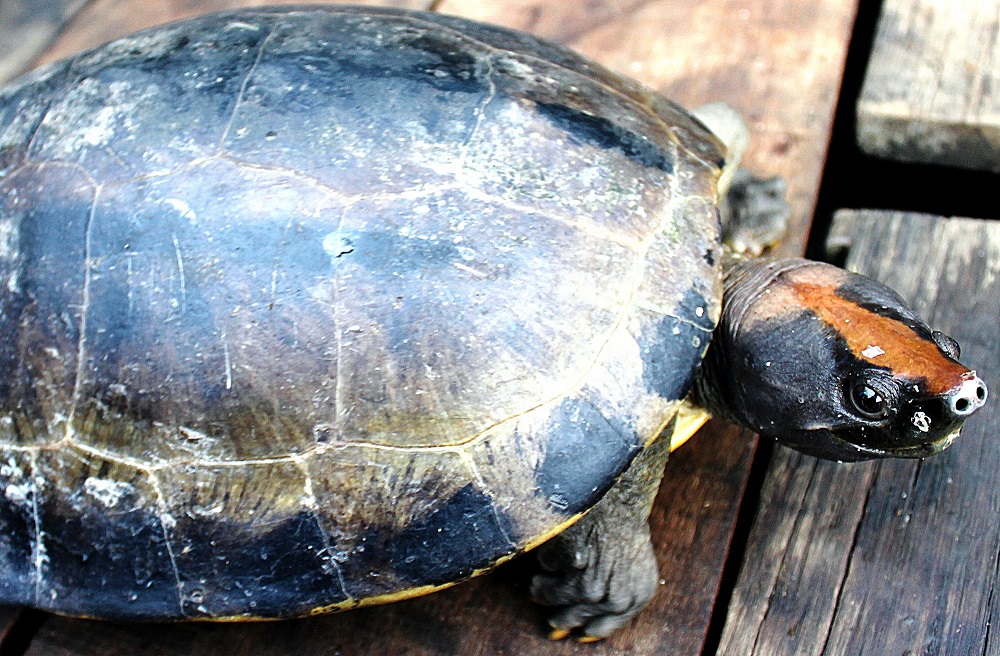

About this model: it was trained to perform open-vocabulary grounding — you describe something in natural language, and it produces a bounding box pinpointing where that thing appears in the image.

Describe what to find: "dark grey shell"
[0,6,724,619]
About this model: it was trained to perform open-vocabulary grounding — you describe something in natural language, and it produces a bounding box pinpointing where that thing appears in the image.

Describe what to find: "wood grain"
[857,0,1000,172]
[30,0,435,69]
[4,0,861,653]
[0,607,22,645]
[0,0,90,84]
[718,210,1000,655]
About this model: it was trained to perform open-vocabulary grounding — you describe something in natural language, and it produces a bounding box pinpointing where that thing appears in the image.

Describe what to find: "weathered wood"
[718,210,1000,655]
[30,0,435,69]
[5,0,860,653]
[857,0,1000,172]
[0,0,90,84]
[0,606,22,645]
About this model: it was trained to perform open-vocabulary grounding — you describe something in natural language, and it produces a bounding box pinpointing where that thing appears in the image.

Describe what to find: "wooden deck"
[0,0,88,84]
[720,211,1000,655]
[857,0,1000,172]
[1,1,998,654]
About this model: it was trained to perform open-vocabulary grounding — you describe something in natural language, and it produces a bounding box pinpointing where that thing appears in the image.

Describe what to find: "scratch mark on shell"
[634,300,714,333]
[125,255,135,315]
[451,261,490,278]
[218,27,274,153]
[148,472,185,616]
[331,203,351,437]
[458,183,639,249]
[292,456,352,602]
[457,449,514,549]
[221,332,233,390]
[21,56,81,162]
[67,182,102,438]
[269,217,294,309]
[455,54,497,173]
[28,450,46,606]
[171,233,186,314]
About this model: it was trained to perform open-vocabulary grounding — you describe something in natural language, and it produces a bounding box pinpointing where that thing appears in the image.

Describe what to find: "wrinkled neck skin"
[692,256,808,430]
[692,255,987,461]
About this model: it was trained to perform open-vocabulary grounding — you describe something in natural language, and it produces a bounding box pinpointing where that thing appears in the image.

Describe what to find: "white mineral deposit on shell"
[84,477,134,508]
[911,411,932,433]
[862,344,885,358]
[163,198,197,221]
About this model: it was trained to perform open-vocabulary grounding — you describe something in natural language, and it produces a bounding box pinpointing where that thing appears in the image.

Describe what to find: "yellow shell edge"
[206,402,713,621]
[305,507,598,617]
[669,400,711,451]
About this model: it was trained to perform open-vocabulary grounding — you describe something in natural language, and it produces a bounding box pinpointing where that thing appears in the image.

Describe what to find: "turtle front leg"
[531,433,671,641]
[692,103,791,256]
[719,170,790,256]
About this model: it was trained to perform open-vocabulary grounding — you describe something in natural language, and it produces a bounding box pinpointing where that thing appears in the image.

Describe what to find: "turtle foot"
[531,518,659,641]
[721,169,791,256]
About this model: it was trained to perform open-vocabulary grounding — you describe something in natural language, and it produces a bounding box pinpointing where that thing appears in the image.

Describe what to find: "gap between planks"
[857,0,1000,172]
[718,210,1000,655]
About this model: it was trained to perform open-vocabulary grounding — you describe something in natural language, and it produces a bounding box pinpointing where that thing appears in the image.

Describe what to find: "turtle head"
[695,258,987,461]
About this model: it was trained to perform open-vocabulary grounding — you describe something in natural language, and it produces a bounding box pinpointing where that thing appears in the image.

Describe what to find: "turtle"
[0,5,988,641]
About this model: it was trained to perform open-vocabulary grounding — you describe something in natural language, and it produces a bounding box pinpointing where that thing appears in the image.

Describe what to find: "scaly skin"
[531,430,671,640]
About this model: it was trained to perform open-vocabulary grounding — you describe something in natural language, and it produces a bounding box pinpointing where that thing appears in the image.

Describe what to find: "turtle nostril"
[949,394,974,416]
[949,376,988,417]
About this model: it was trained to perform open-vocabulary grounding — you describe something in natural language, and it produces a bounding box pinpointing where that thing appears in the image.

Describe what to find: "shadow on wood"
[0,0,90,83]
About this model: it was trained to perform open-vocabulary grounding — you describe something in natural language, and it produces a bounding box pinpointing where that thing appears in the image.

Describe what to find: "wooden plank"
[857,0,1000,172]
[30,0,435,69]
[0,606,22,644]
[10,0,859,654]
[0,0,90,84]
[718,210,1000,655]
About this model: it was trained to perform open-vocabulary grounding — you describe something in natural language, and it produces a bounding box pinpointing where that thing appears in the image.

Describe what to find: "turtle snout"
[945,372,988,418]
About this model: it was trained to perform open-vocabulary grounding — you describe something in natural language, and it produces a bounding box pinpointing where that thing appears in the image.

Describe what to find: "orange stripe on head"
[785,269,969,396]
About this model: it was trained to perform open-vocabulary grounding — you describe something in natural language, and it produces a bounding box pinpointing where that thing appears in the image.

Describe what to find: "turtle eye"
[850,383,888,420]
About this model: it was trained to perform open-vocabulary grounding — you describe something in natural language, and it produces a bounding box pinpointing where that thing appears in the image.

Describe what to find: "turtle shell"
[0,6,724,619]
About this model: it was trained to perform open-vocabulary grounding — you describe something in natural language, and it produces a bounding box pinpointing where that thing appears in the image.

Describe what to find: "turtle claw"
[548,628,571,641]
[531,525,659,642]
[547,627,605,643]
[721,169,791,256]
